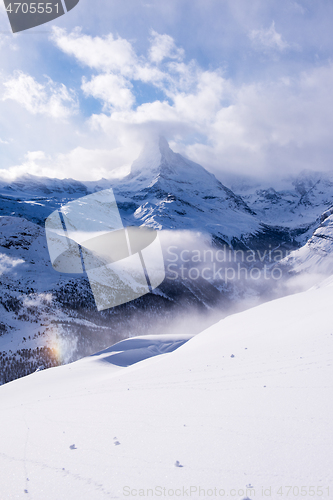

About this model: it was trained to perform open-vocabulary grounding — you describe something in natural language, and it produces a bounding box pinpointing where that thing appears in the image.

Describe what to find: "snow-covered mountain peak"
[130,137,163,177]
[129,135,186,178]
[113,137,261,242]
[129,136,218,187]
[129,135,183,178]
[159,134,171,152]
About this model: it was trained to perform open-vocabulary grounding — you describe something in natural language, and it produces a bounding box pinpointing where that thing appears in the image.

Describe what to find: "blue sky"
[0,0,333,181]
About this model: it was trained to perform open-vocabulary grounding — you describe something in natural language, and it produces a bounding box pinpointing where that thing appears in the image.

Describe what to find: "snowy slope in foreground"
[0,287,332,500]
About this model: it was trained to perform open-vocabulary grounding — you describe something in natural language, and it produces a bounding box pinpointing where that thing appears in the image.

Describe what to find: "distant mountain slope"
[231,170,333,244]
[0,179,88,225]
[282,207,333,277]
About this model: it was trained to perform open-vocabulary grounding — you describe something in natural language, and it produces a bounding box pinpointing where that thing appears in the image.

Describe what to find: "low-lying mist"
[1,227,330,385]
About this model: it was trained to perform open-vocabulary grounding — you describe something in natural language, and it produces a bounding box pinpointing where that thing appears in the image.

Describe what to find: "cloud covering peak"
[1,1,333,182]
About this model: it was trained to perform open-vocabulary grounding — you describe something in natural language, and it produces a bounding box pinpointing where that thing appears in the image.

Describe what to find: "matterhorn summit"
[128,135,248,193]
[129,136,173,177]
[114,136,261,246]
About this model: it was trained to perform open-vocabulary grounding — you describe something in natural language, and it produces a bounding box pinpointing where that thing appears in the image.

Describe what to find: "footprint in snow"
[174,460,183,467]
[69,444,77,450]
[113,437,120,446]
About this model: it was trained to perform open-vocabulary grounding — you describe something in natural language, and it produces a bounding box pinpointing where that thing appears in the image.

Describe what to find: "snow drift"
[0,281,332,499]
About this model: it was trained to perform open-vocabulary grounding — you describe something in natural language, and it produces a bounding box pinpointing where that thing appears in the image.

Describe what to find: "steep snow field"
[0,283,332,500]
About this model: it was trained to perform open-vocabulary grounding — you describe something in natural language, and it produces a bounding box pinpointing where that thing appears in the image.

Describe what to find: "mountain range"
[3,137,333,247]
[1,137,333,384]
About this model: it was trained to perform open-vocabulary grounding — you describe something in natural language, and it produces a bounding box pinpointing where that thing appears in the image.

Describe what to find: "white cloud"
[149,30,184,64]
[51,27,137,76]
[1,71,78,119]
[50,27,190,92]
[98,69,228,134]
[0,146,133,182]
[249,22,290,52]
[82,73,135,111]
[0,33,18,52]
[50,28,224,132]
[182,63,333,178]
[25,151,47,161]
[1,27,333,182]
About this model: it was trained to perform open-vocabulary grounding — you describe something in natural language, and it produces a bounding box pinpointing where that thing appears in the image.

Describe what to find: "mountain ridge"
[0,137,313,249]
[1,138,333,248]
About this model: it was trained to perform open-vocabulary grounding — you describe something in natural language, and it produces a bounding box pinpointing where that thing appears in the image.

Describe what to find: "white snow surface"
[0,285,332,499]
